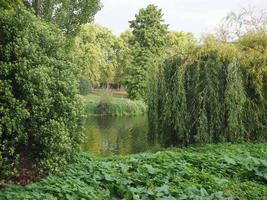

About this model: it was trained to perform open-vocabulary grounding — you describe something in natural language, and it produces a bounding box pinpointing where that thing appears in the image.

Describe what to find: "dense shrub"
[0,8,83,180]
[148,39,266,146]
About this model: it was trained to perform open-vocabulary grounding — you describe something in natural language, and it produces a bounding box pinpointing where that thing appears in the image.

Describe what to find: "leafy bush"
[0,8,83,179]
[0,143,266,199]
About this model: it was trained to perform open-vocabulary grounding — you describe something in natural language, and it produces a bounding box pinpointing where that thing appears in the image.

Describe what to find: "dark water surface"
[81,115,159,156]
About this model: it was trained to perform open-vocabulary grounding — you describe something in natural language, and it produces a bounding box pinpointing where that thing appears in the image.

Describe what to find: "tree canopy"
[126,4,168,100]
[148,32,267,146]
[23,0,102,35]
[72,24,120,86]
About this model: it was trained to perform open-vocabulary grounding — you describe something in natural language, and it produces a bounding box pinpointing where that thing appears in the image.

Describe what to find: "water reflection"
[81,115,158,156]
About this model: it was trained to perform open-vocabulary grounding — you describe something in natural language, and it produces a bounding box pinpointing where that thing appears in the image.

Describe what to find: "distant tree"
[23,0,102,35]
[72,24,118,87]
[166,31,197,55]
[126,4,168,100]
[115,30,134,87]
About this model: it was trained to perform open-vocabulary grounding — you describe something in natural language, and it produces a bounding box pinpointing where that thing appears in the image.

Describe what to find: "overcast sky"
[94,0,267,37]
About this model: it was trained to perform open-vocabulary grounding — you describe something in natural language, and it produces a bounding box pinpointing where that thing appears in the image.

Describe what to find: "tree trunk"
[33,0,42,16]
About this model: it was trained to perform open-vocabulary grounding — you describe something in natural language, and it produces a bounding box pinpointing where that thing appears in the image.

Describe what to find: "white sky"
[94,0,267,37]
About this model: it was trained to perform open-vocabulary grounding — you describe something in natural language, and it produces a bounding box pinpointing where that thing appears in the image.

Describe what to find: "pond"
[81,115,159,156]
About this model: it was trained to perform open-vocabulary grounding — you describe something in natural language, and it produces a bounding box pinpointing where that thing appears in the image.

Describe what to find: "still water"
[81,115,158,156]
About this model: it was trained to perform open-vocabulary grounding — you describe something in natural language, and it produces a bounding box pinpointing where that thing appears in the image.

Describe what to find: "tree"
[23,0,102,35]
[166,31,197,55]
[126,4,168,100]
[0,7,83,180]
[147,38,253,146]
[215,8,267,141]
[114,30,134,87]
[72,24,118,87]
[237,31,267,140]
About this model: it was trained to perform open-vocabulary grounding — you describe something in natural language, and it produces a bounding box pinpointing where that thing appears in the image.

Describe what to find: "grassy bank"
[81,94,146,116]
[1,143,266,199]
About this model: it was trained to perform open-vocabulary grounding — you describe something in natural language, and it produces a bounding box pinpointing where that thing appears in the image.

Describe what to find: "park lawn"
[0,143,266,200]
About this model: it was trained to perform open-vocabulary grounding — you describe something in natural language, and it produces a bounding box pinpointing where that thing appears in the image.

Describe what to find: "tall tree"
[147,37,253,146]
[23,0,102,35]
[126,4,168,100]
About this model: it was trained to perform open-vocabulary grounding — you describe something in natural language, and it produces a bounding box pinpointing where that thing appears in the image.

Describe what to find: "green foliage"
[0,7,83,179]
[126,4,168,100]
[0,0,22,9]
[166,31,197,56]
[215,11,267,142]
[148,39,257,146]
[78,76,92,95]
[0,143,266,199]
[23,0,102,35]
[72,24,120,86]
[237,31,267,141]
[115,30,134,86]
[82,94,147,117]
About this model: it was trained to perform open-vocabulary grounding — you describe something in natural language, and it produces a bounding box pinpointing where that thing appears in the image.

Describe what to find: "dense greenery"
[23,0,102,35]
[148,33,267,146]
[72,24,122,87]
[0,143,266,199]
[237,31,267,141]
[126,4,168,100]
[0,7,83,180]
[82,94,146,116]
[69,5,198,97]
[166,31,197,56]
[1,3,266,200]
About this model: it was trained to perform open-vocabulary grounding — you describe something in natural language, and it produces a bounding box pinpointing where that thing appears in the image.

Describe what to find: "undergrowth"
[0,143,266,199]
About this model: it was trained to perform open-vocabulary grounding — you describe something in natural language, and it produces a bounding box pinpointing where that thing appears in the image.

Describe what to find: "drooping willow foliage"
[238,31,267,141]
[148,40,266,146]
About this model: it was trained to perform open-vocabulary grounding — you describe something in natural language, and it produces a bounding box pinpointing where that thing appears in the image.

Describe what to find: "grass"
[81,93,147,116]
[0,143,266,199]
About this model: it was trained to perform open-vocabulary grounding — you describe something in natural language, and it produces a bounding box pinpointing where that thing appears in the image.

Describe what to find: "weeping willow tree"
[148,39,254,146]
[237,31,267,141]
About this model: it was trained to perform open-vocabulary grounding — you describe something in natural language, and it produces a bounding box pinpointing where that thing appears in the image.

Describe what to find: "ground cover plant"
[0,143,266,200]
